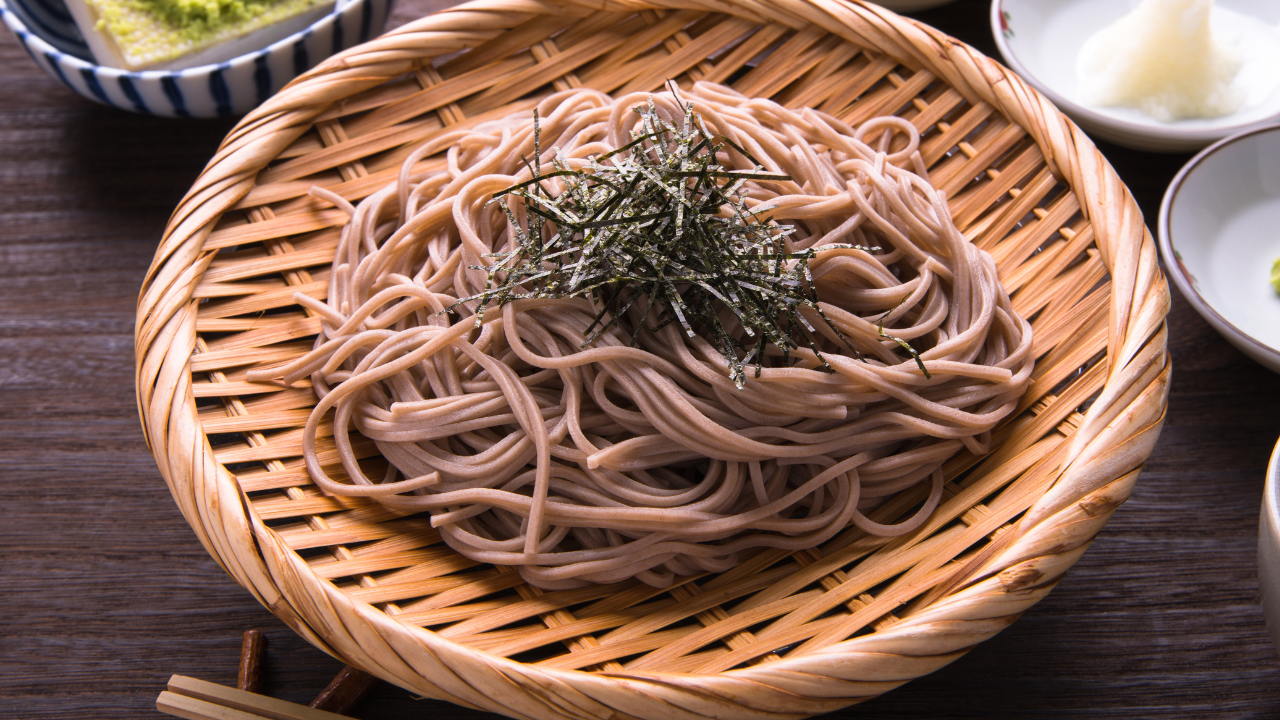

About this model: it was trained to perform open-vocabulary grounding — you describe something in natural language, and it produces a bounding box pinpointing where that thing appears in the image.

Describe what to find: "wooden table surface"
[5,1,1280,717]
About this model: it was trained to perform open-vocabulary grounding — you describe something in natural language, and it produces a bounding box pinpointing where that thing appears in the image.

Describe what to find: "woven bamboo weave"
[135,1,1170,717]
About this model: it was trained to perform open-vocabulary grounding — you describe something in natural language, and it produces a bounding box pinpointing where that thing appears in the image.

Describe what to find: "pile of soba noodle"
[249,83,1034,590]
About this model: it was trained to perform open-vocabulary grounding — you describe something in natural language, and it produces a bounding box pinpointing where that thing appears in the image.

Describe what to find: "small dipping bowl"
[992,0,1280,152]
[0,0,392,117]
[1158,124,1280,373]
[1259,437,1280,655]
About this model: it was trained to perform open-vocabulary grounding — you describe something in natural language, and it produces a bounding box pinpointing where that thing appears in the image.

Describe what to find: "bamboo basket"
[135,1,1171,717]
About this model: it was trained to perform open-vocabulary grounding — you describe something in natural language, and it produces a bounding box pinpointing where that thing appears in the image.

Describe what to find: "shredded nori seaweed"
[453,90,928,387]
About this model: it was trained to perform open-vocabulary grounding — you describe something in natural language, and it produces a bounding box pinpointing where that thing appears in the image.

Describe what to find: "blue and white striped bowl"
[0,0,392,117]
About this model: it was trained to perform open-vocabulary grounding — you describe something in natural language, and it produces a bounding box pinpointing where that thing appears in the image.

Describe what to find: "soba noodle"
[247,83,1034,590]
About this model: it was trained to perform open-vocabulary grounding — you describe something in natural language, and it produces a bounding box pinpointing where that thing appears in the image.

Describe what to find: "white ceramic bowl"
[1158,125,1280,373]
[0,0,391,117]
[992,0,1280,152]
[1259,437,1280,655]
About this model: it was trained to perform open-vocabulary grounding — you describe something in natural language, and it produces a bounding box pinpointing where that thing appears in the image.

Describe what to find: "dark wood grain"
[3,1,1279,717]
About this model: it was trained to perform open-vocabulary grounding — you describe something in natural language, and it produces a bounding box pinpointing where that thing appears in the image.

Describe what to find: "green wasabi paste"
[1272,255,1280,295]
[136,0,275,40]
[89,0,324,67]
[100,0,278,45]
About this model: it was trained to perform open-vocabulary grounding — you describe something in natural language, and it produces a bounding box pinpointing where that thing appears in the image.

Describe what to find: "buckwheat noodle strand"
[248,83,1034,590]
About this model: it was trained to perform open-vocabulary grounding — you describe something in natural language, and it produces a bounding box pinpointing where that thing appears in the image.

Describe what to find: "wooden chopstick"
[238,630,268,693]
[157,691,275,720]
[158,675,357,720]
[309,666,377,714]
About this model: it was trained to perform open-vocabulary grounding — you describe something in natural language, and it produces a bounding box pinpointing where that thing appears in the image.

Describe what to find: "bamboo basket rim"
[134,1,1171,717]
